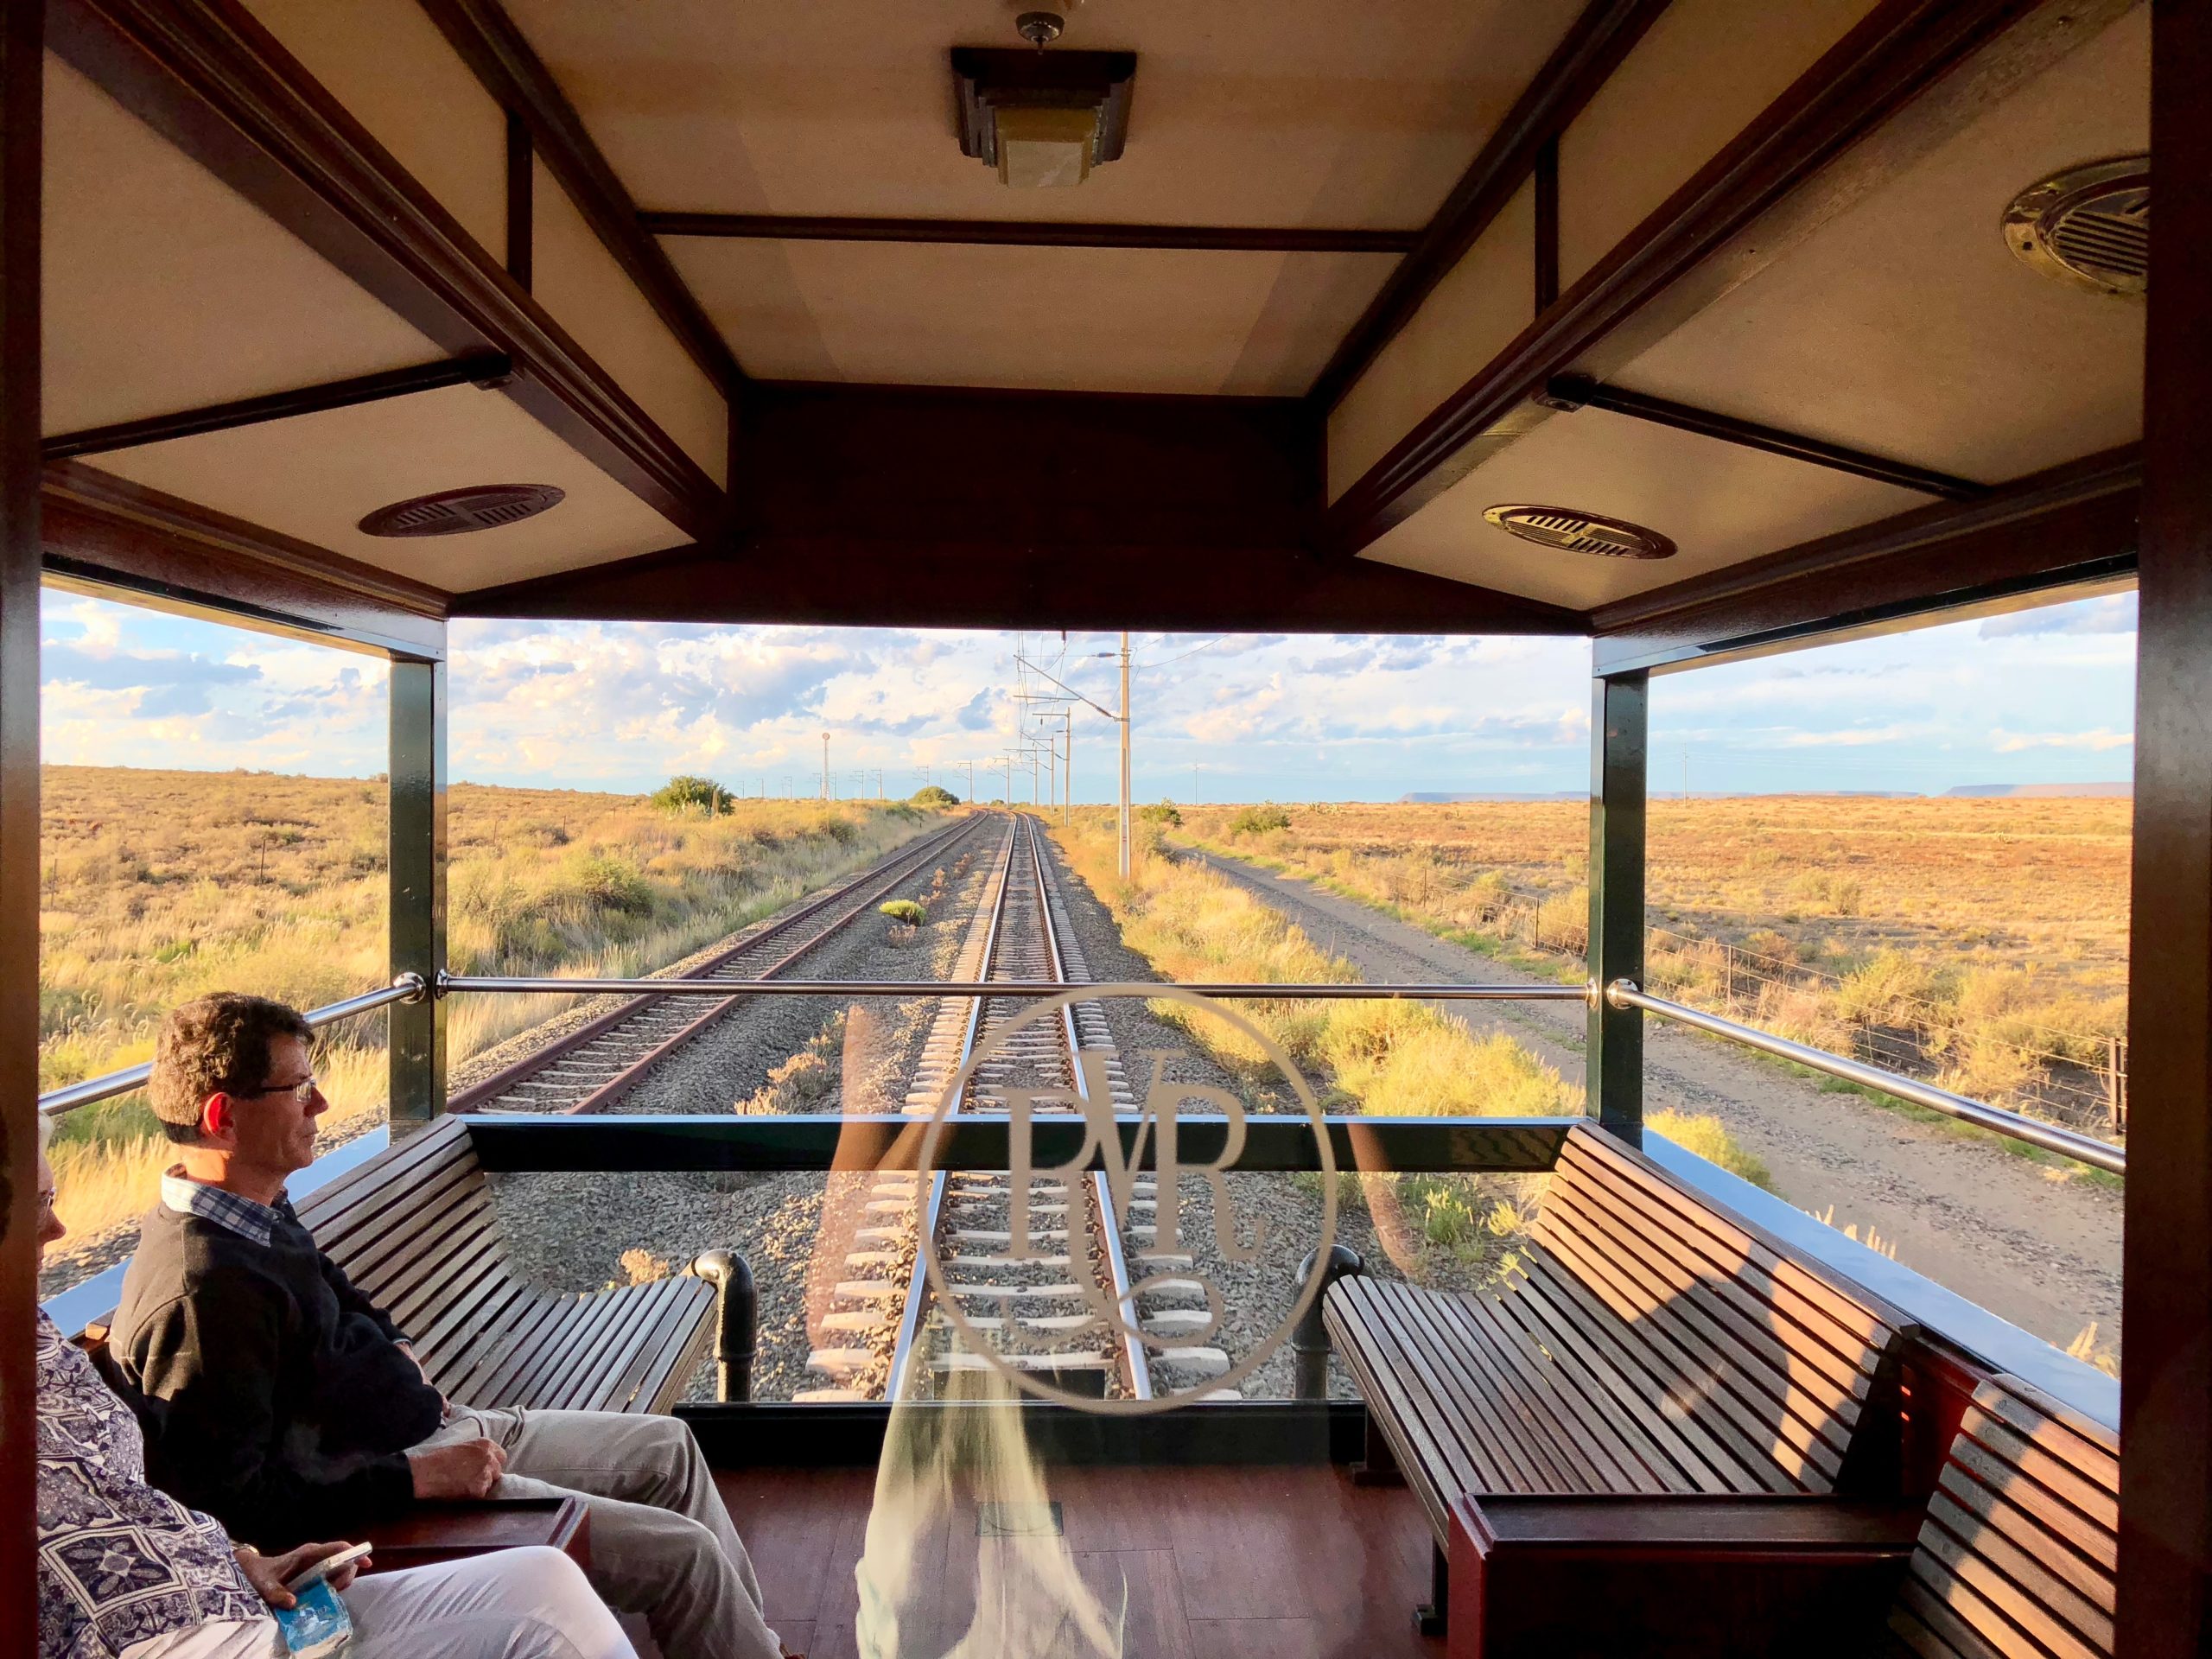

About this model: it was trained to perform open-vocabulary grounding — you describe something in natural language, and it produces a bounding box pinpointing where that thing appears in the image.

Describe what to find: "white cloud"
[1993,728,2133,753]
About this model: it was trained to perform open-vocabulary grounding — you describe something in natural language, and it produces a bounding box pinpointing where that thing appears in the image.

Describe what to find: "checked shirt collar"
[159,1168,287,1249]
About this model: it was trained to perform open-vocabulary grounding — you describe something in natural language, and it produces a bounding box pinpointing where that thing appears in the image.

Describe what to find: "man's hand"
[394,1339,450,1419]
[406,1436,505,1500]
[237,1541,366,1608]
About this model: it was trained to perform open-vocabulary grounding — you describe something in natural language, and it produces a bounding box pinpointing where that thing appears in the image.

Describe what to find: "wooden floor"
[715,1460,1446,1659]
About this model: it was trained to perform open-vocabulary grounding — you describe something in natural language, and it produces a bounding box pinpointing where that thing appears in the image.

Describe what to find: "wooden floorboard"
[716,1460,1442,1658]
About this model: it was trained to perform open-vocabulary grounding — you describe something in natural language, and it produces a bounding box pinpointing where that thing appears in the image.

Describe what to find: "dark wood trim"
[48,0,725,542]
[503,107,531,289]
[1306,0,1672,411]
[1325,0,2042,557]
[41,461,449,657]
[2119,3,2212,1652]
[678,1399,1368,1469]
[1534,137,1560,313]
[42,353,512,461]
[0,0,39,1644]
[458,1112,1581,1175]
[1541,374,1987,500]
[639,211,1422,254]
[454,531,1584,634]
[1589,446,2139,674]
[416,0,743,391]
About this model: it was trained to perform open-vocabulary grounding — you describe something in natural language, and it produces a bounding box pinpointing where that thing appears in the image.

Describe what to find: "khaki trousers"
[423,1407,783,1659]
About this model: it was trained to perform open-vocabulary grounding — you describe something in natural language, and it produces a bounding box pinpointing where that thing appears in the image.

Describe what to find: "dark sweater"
[111,1198,444,1548]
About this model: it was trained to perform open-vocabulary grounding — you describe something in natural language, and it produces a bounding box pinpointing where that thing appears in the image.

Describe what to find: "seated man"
[35,1116,636,1659]
[109,994,788,1659]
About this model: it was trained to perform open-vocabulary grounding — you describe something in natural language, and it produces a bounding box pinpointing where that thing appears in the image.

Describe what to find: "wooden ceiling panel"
[41,55,446,435]
[86,383,687,591]
[1598,4,2148,488]
[664,238,1398,395]
[500,0,1585,230]
[1358,404,1926,610]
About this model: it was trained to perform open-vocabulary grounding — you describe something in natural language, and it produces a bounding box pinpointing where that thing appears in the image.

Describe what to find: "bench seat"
[296,1116,715,1414]
[1325,1123,1909,1543]
[1889,1372,2118,1659]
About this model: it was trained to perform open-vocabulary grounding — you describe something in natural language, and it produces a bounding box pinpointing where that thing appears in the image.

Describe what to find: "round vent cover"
[1483,504,1675,561]
[359,484,565,537]
[2003,156,2148,298]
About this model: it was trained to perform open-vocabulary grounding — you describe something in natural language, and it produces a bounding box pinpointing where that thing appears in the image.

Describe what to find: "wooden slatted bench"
[295,1116,721,1414]
[1323,1122,1913,1637]
[1887,1371,2118,1659]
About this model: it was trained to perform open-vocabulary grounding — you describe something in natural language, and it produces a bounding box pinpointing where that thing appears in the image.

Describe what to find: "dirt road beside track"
[1185,847,2124,1359]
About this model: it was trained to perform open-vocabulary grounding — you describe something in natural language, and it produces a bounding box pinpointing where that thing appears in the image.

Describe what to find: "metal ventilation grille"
[2005,156,2148,298]
[359,484,566,537]
[1483,504,1675,561]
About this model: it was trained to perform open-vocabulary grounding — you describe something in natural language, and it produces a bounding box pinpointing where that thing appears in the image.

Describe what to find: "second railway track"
[454,814,988,1115]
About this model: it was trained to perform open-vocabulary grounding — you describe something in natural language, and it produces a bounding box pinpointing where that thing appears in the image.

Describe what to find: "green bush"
[1139,802,1182,827]
[651,775,732,816]
[879,899,926,925]
[1229,803,1291,836]
[911,785,960,808]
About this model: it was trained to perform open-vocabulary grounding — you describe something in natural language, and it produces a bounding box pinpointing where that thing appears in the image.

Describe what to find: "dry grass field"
[1175,796,2131,1132]
[40,765,938,1244]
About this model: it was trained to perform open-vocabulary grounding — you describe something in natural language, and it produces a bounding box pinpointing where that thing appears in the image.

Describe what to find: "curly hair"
[148,993,312,1144]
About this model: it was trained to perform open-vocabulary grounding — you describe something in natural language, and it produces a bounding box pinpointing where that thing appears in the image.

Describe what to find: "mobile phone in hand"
[283,1541,373,1594]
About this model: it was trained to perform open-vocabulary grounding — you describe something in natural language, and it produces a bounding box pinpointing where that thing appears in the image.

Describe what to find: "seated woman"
[35,1119,637,1659]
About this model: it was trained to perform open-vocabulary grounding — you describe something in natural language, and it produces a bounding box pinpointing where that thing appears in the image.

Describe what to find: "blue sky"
[36,586,2136,801]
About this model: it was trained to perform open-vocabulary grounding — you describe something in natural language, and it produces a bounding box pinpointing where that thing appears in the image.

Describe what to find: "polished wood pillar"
[0,0,40,1645]
[1586,671,1647,1143]
[389,650,448,1135]
[2116,3,2212,1651]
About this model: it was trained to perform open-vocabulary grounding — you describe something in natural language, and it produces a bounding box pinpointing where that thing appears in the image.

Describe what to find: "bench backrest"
[293,1116,525,1397]
[1532,1125,1906,1496]
[1889,1372,2118,1659]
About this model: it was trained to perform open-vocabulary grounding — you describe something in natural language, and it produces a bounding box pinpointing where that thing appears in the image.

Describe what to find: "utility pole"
[1063,708,1073,828]
[820,733,830,800]
[876,766,883,800]
[1119,631,1132,878]
[966,759,974,804]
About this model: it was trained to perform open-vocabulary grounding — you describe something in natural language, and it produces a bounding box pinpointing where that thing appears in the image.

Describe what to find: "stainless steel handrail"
[1608,979,2126,1175]
[36,974,431,1118]
[435,972,1592,1001]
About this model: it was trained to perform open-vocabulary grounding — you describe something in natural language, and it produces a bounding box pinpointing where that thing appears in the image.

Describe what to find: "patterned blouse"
[36,1308,268,1659]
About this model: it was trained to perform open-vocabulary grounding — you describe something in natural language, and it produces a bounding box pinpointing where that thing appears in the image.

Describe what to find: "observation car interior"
[3,2,2204,1656]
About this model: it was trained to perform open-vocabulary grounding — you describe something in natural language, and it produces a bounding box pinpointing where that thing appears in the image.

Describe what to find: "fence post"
[2107,1035,2127,1136]
[1588,671,1648,1145]
[389,648,448,1136]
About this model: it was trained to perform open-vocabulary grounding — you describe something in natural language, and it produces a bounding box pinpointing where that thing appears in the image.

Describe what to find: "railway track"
[798,815,1238,1404]
[453,815,986,1114]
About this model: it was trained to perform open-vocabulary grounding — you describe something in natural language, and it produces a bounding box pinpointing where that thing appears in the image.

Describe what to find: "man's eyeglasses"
[254,1076,321,1104]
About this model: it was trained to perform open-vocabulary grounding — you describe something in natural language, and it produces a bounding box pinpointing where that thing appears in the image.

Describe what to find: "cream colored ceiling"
[89,384,689,591]
[666,238,1395,392]
[1359,406,1928,611]
[505,0,1585,228]
[41,54,447,435]
[1598,4,2149,487]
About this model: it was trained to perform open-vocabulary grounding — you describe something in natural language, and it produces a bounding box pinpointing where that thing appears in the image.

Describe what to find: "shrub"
[911,785,960,808]
[1229,803,1291,836]
[651,775,733,815]
[879,899,926,925]
[1139,803,1183,827]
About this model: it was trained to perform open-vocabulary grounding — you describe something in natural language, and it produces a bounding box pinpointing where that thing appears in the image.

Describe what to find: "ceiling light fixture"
[359,483,565,537]
[951,37,1135,190]
[1483,505,1676,560]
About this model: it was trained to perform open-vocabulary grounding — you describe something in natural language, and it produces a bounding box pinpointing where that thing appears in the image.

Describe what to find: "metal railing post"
[691,1250,756,1402]
[389,650,448,1136]
[1588,671,1647,1145]
[1292,1244,1364,1399]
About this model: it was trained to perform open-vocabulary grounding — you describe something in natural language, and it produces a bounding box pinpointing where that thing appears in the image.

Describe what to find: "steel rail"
[37,974,429,1117]
[440,975,1593,1001]
[1609,980,2126,1175]
[887,819,1020,1400]
[1021,820,1151,1401]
